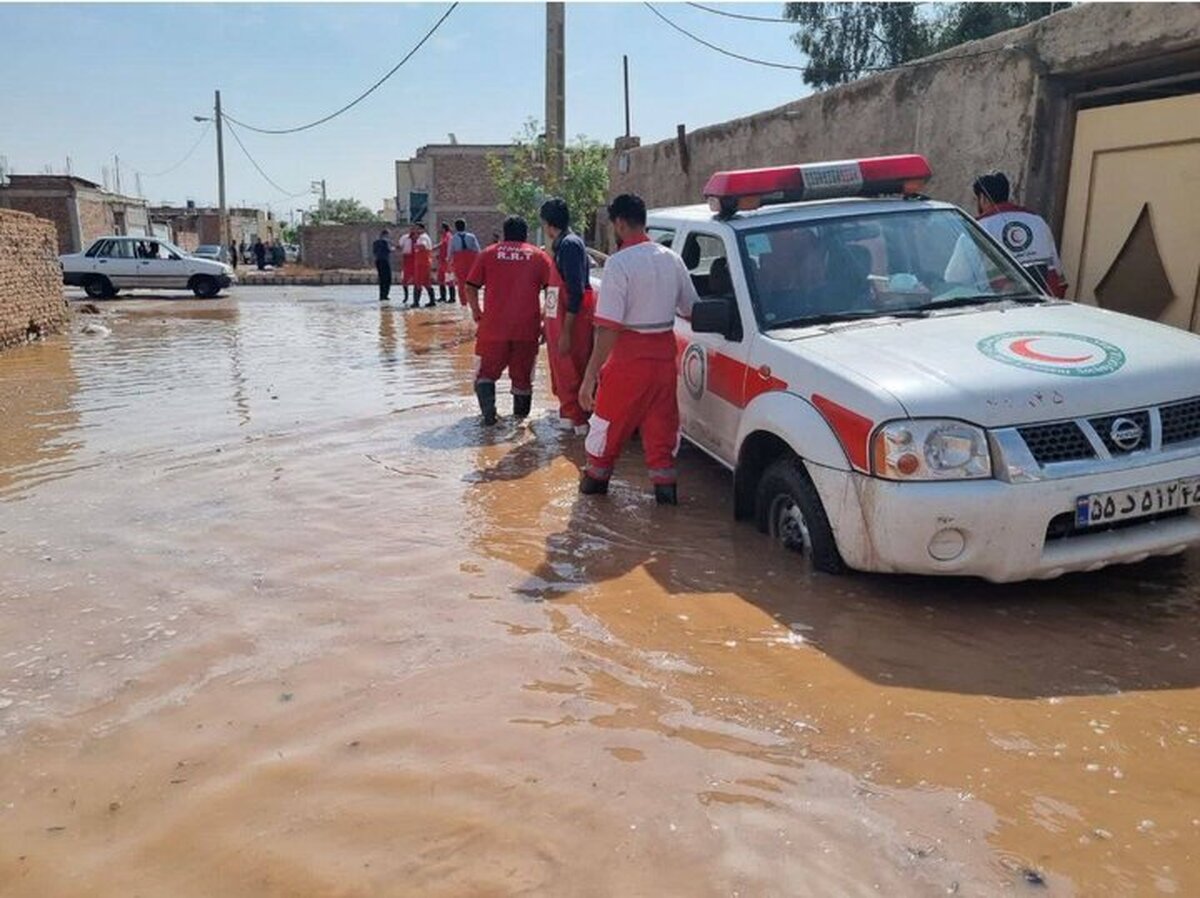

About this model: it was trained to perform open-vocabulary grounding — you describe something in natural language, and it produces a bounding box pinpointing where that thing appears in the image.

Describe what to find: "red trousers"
[475,339,538,394]
[584,335,680,485]
[544,291,596,426]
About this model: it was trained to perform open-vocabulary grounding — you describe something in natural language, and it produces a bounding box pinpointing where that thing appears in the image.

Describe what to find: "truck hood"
[776,303,1200,426]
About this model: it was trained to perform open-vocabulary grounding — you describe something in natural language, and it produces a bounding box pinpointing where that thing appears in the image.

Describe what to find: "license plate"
[1075,477,1200,528]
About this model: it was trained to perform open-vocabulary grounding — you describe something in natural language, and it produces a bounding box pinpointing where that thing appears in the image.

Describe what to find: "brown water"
[1,289,1197,897]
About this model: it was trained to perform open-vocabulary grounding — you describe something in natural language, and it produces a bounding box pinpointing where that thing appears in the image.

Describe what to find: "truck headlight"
[872,420,992,481]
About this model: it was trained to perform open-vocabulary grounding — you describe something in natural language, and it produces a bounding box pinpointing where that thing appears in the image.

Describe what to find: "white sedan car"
[61,236,236,298]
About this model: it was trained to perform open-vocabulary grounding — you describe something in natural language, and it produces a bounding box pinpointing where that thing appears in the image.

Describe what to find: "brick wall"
[77,196,112,250]
[433,152,508,208]
[0,195,76,254]
[0,209,67,350]
[299,223,386,269]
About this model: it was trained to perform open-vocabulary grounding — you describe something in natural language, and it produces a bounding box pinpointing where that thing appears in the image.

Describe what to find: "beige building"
[395,144,515,244]
[0,175,151,255]
[610,2,1200,332]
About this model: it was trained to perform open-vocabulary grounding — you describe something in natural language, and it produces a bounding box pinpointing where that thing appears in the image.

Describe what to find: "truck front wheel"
[755,456,847,574]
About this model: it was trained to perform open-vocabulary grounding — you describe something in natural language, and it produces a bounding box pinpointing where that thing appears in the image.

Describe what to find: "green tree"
[488,119,610,240]
[308,197,381,225]
[784,2,1069,89]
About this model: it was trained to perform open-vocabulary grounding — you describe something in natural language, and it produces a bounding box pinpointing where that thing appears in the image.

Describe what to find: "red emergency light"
[703,154,932,218]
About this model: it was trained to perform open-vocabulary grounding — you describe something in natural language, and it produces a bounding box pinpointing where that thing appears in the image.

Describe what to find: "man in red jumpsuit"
[399,224,434,308]
[435,222,454,304]
[463,215,552,425]
[448,218,481,309]
[579,194,697,505]
[538,197,596,434]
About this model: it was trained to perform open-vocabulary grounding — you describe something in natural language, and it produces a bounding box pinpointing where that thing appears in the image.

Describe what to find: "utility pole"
[545,1,565,183]
[215,90,228,251]
[114,155,122,194]
[623,55,631,139]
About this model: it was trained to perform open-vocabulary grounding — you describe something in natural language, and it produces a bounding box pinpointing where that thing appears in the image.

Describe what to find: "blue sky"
[0,2,814,217]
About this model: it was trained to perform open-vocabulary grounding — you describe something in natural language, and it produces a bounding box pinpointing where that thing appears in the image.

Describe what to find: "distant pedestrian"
[229,240,238,269]
[463,215,552,425]
[435,222,453,303]
[239,240,247,264]
[253,238,266,270]
[448,219,481,308]
[399,224,434,307]
[272,241,286,268]
[373,228,393,302]
[973,171,1068,298]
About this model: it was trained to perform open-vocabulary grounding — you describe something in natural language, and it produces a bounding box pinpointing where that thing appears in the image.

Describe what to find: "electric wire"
[223,120,312,199]
[223,3,458,135]
[646,2,1015,77]
[135,122,212,178]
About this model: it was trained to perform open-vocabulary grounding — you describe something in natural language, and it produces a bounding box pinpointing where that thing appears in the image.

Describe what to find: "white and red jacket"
[595,237,697,356]
[978,203,1067,297]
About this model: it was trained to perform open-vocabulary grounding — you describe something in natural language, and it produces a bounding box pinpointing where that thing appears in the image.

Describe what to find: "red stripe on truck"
[811,394,874,471]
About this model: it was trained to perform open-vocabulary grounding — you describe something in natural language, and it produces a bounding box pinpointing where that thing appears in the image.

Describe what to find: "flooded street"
[1,288,1197,897]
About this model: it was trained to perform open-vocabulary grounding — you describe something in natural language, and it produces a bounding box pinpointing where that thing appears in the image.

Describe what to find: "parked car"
[61,236,236,299]
[285,244,300,264]
[192,244,228,263]
[645,153,1200,582]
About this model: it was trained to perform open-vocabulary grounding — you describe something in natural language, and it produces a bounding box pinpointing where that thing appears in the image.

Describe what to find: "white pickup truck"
[649,154,1200,582]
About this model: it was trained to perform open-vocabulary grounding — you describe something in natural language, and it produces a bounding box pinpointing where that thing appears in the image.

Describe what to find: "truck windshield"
[737,208,1043,330]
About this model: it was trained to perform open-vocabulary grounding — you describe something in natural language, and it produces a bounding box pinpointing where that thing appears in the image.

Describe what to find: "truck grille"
[1162,397,1200,445]
[1018,422,1095,464]
[1014,397,1200,469]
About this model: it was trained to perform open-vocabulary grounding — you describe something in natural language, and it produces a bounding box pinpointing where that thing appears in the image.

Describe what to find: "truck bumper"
[808,457,1200,583]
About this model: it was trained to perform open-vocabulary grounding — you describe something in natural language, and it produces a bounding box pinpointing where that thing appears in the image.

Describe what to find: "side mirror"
[691,297,738,340]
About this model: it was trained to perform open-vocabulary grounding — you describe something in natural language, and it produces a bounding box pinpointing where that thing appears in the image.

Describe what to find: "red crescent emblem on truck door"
[1009,338,1093,364]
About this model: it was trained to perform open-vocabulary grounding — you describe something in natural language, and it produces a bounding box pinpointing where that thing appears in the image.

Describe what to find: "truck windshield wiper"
[766,308,930,330]
[911,292,1045,312]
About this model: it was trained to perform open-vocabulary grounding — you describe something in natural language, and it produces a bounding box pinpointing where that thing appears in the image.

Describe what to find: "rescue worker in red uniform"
[579,194,698,505]
[399,224,434,307]
[449,218,481,309]
[538,197,596,434]
[436,222,454,304]
[973,171,1068,298]
[463,215,552,426]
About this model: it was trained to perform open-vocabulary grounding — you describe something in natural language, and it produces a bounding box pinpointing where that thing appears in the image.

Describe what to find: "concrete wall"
[299,223,388,269]
[396,144,513,238]
[0,209,67,350]
[610,3,1200,229]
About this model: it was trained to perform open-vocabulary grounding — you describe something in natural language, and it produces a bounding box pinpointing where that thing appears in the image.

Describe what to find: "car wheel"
[191,276,219,298]
[755,456,847,574]
[83,275,114,299]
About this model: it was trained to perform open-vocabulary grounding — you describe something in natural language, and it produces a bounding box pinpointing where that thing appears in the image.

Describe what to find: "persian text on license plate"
[1075,477,1200,528]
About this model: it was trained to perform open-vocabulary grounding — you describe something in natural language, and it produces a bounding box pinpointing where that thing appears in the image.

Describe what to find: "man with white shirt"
[579,194,698,505]
[973,171,1068,298]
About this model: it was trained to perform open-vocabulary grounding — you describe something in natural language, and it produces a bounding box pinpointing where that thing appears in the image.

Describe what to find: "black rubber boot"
[436,286,445,303]
[448,285,457,304]
[579,474,609,495]
[475,381,497,426]
[512,394,532,420]
[654,484,678,506]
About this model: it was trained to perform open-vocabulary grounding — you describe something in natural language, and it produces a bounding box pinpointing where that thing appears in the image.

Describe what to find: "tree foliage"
[308,197,381,225]
[784,2,1070,89]
[488,119,610,239]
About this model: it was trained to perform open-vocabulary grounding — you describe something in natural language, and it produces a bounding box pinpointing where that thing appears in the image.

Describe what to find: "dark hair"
[972,171,1010,204]
[454,218,466,232]
[502,215,528,242]
[380,228,389,236]
[539,197,570,231]
[607,193,647,228]
[441,222,450,233]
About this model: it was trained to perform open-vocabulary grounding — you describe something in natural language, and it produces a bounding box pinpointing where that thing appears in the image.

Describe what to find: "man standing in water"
[579,194,697,505]
[448,218,481,309]
[373,228,393,302]
[538,197,595,434]
[463,216,552,426]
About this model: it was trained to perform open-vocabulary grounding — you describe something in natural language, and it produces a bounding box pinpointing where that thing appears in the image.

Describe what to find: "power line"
[645,2,1014,78]
[223,120,312,199]
[224,3,458,135]
[685,2,934,26]
[136,122,212,178]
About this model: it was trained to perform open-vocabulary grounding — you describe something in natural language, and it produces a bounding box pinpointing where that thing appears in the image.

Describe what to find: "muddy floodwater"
[1,288,1197,897]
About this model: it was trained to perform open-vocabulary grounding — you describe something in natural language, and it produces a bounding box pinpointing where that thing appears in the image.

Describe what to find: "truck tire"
[755,455,847,574]
[83,275,115,299]
[191,276,220,298]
